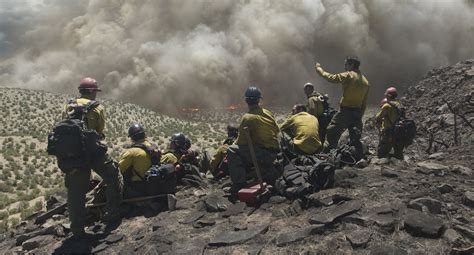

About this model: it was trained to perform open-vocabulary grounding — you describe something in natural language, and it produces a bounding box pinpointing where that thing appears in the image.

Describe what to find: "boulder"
[22,235,50,251]
[204,194,229,212]
[408,197,443,214]
[403,209,444,238]
[462,191,474,208]
[437,184,454,194]
[345,229,372,248]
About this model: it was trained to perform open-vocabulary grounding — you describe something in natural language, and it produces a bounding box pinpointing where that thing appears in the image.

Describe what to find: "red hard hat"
[379,98,388,107]
[384,87,397,98]
[78,77,101,91]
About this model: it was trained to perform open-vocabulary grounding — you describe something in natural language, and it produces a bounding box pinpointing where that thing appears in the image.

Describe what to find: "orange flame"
[226,104,242,110]
[181,107,200,113]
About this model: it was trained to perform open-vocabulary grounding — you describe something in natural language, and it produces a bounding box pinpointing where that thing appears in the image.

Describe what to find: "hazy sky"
[1,0,473,112]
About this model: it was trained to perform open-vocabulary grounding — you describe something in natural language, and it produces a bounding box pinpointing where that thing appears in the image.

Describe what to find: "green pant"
[227,144,281,188]
[377,131,404,160]
[280,132,306,159]
[65,154,123,234]
[324,107,364,160]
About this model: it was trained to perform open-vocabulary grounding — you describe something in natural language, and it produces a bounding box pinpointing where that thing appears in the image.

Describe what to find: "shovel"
[238,127,271,205]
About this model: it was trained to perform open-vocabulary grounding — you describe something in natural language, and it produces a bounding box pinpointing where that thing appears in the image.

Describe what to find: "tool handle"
[243,127,264,187]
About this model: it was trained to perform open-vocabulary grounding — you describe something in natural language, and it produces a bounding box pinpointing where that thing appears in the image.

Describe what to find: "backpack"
[47,99,106,172]
[275,155,335,199]
[125,143,177,195]
[318,95,337,128]
[387,102,417,146]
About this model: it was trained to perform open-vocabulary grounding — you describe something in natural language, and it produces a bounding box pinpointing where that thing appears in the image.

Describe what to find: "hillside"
[0,87,229,232]
[0,58,473,255]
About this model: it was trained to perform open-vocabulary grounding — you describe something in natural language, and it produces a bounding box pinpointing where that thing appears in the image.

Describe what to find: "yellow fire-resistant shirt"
[62,97,106,136]
[209,144,229,176]
[160,151,182,165]
[118,139,152,182]
[307,92,324,117]
[316,67,369,113]
[280,112,322,154]
[376,100,401,131]
[235,106,280,150]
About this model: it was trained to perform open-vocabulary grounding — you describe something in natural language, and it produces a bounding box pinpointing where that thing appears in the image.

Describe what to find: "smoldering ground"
[0,0,473,112]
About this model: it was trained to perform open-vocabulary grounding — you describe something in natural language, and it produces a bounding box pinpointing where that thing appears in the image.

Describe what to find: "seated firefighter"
[118,124,176,198]
[161,133,204,185]
[227,86,281,197]
[208,123,239,179]
[280,104,322,158]
[376,87,405,160]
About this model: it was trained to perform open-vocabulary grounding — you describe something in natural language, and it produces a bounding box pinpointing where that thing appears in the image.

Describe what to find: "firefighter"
[314,57,369,160]
[376,87,404,160]
[62,77,123,238]
[160,133,187,165]
[208,123,239,178]
[227,86,281,197]
[304,82,330,143]
[118,123,155,198]
[280,104,322,157]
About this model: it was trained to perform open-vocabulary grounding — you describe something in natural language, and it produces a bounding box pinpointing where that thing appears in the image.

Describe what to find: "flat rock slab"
[221,202,247,218]
[370,213,396,232]
[180,211,205,224]
[275,225,325,247]
[208,224,269,246]
[345,229,372,248]
[105,234,124,244]
[437,184,454,194]
[92,243,108,253]
[408,197,443,214]
[381,168,398,178]
[417,161,449,171]
[22,235,50,251]
[309,200,362,225]
[403,209,444,238]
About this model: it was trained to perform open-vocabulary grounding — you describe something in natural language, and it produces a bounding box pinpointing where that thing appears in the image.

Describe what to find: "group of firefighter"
[60,56,406,238]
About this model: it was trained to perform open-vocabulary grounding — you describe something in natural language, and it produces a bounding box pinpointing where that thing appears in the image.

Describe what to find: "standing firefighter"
[280,104,322,157]
[208,123,239,179]
[315,57,369,160]
[376,87,405,160]
[52,77,123,238]
[227,86,281,197]
[304,82,331,143]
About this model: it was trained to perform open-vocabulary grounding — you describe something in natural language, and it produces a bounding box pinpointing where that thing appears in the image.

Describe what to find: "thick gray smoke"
[1,0,473,112]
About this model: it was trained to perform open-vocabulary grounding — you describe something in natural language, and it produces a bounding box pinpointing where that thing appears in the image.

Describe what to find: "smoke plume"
[1,0,473,112]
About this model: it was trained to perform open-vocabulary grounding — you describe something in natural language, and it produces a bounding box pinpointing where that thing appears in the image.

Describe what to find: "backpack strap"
[131,143,160,165]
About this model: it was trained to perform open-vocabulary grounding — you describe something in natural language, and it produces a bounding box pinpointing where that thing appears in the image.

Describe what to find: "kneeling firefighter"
[208,123,239,179]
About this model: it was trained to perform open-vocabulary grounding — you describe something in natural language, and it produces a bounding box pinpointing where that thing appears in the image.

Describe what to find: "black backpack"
[319,95,337,128]
[275,155,335,199]
[387,102,417,146]
[47,99,106,172]
[125,144,177,195]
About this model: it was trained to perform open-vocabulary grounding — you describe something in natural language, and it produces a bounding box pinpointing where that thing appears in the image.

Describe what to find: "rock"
[437,184,454,194]
[453,224,474,240]
[369,244,408,255]
[341,213,370,227]
[275,225,325,247]
[193,218,216,228]
[417,161,449,171]
[172,239,207,254]
[268,196,287,204]
[381,168,398,178]
[354,159,368,168]
[408,197,443,214]
[208,224,269,246]
[452,165,472,175]
[345,229,372,248]
[450,246,474,255]
[22,235,49,251]
[92,243,108,253]
[221,202,246,218]
[180,211,204,224]
[462,191,474,208]
[370,213,397,232]
[309,200,362,225]
[428,152,445,159]
[403,208,444,238]
[204,194,229,212]
[372,158,390,165]
[444,229,463,244]
[51,215,64,221]
[105,234,124,244]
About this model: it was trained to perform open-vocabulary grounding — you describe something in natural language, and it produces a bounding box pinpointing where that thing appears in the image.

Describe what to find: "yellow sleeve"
[118,150,133,174]
[160,153,178,164]
[316,67,351,84]
[280,117,293,132]
[361,89,369,115]
[209,145,227,175]
[375,105,389,122]
[235,116,250,145]
[96,106,106,135]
